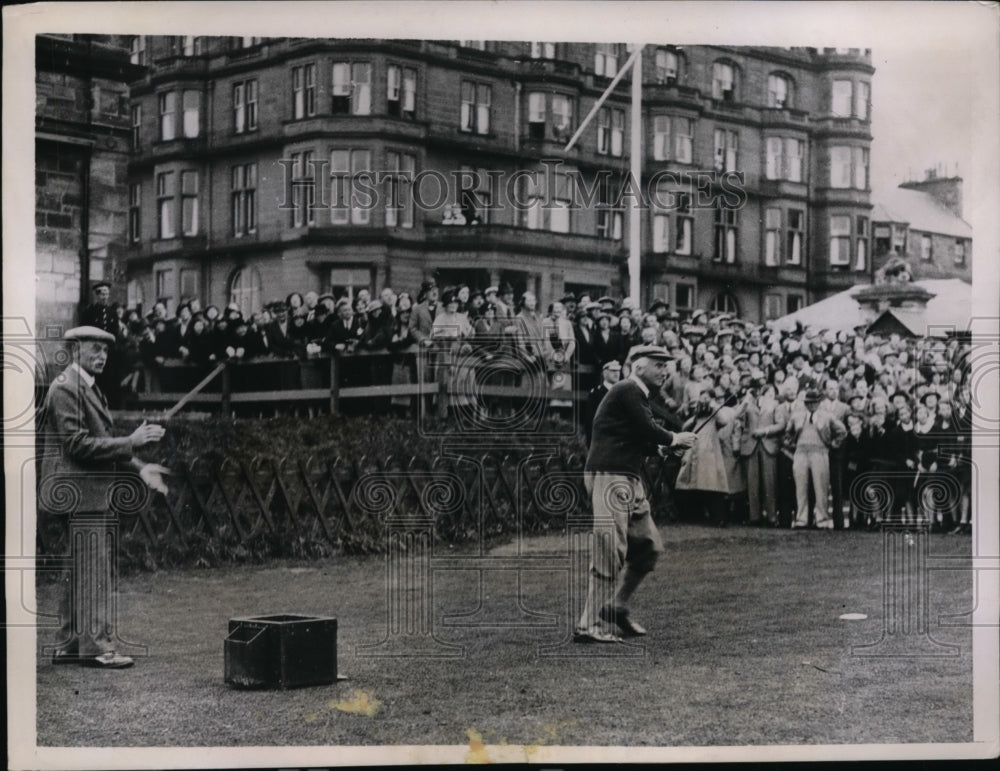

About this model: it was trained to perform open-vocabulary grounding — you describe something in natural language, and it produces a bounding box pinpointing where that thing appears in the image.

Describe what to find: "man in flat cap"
[40,327,170,668]
[575,345,697,643]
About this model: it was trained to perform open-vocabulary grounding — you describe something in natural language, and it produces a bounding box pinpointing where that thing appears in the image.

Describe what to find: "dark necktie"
[93,382,108,409]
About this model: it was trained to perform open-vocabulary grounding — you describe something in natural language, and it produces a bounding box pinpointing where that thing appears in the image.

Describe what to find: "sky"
[869,40,977,201]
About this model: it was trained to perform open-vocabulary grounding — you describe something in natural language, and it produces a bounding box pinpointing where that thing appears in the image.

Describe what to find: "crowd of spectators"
[82,278,975,534]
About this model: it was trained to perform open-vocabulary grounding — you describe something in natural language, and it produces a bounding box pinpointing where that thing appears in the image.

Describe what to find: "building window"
[531,42,555,59]
[921,234,933,261]
[764,208,781,266]
[128,183,141,243]
[180,36,201,56]
[127,279,144,311]
[131,104,141,150]
[855,81,870,120]
[652,115,669,160]
[674,117,693,163]
[830,146,867,189]
[597,107,624,156]
[158,92,176,141]
[234,37,263,49]
[180,268,199,301]
[459,40,486,51]
[655,49,678,85]
[954,239,966,266]
[714,204,738,263]
[765,293,783,320]
[460,81,491,134]
[831,80,853,117]
[129,36,145,65]
[853,147,869,189]
[330,149,372,225]
[156,171,175,239]
[786,138,804,182]
[767,74,792,108]
[676,193,693,255]
[182,90,200,138]
[787,294,804,314]
[231,162,257,236]
[712,293,739,315]
[675,283,695,313]
[594,43,620,78]
[712,62,736,101]
[233,79,258,133]
[181,170,199,236]
[155,268,174,312]
[528,93,574,141]
[830,215,851,266]
[653,212,669,253]
[454,165,490,225]
[523,168,572,233]
[331,62,371,115]
[787,209,804,265]
[290,151,316,228]
[387,151,416,228]
[855,216,868,271]
[329,267,371,303]
[387,65,417,119]
[764,137,806,182]
[713,128,738,172]
[292,64,316,119]
[596,175,622,240]
[229,267,262,319]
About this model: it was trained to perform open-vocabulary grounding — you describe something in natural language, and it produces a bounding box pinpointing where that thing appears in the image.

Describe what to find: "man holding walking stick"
[575,345,697,643]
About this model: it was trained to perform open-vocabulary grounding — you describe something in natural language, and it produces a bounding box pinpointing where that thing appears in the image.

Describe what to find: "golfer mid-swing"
[575,345,697,643]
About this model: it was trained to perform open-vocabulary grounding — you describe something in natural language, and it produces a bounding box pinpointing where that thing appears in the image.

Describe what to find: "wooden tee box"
[225,614,338,689]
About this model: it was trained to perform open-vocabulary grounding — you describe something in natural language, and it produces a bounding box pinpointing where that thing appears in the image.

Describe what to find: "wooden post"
[220,363,231,417]
[329,354,339,415]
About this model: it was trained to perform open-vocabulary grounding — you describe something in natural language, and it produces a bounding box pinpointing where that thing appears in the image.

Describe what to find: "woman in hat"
[431,289,474,419]
[388,295,416,417]
[675,385,738,526]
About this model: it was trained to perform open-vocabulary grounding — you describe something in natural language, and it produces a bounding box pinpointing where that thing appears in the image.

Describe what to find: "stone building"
[123,39,874,322]
[872,170,972,283]
[35,34,144,333]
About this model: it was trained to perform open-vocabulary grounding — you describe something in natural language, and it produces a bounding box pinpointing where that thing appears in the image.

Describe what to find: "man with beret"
[41,327,170,668]
[575,346,697,643]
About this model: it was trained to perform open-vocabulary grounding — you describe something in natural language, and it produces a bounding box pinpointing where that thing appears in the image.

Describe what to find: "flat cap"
[65,326,115,344]
[91,281,111,291]
[627,344,674,363]
[484,286,499,295]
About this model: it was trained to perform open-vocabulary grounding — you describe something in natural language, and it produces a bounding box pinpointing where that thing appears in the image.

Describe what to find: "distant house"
[872,171,972,283]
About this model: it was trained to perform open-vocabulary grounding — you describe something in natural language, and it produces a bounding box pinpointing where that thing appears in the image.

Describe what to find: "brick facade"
[125,39,874,323]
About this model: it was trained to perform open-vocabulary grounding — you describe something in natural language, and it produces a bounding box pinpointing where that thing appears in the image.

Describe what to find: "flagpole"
[628,45,643,303]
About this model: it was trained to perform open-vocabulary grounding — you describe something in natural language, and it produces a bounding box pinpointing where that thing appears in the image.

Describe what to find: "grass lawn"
[36,524,973,750]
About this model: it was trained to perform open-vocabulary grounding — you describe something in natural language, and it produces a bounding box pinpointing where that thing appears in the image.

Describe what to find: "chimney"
[899,171,963,218]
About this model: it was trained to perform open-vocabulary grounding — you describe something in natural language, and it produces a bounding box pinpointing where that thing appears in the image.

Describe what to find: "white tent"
[771,278,972,335]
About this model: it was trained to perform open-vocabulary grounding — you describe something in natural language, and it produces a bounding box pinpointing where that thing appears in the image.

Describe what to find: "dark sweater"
[586,378,676,474]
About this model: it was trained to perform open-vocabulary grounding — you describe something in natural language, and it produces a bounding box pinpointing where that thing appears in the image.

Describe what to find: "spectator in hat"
[614,314,638,364]
[467,289,485,320]
[591,310,617,373]
[388,295,416,416]
[736,371,786,526]
[432,289,474,418]
[675,385,738,527]
[784,388,847,529]
[409,279,440,345]
[228,317,267,361]
[884,401,918,524]
[561,293,578,318]
[264,300,297,358]
[817,378,851,528]
[41,326,168,669]
[497,283,516,320]
[513,291,552,366]
[574,303,599,388]
[583,359,621,446]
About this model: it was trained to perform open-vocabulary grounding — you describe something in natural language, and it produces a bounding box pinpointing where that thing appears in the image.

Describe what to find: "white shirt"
[628,372,650,399]
[71,362,95,388]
